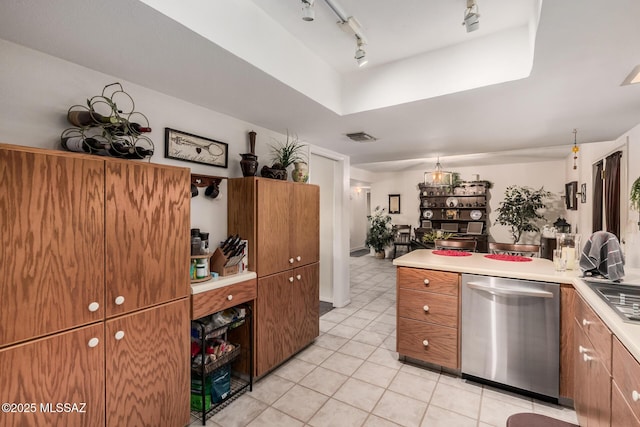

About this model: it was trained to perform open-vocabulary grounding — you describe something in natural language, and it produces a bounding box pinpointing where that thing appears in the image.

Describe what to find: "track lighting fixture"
[462,0,480,33]
[354,37,368,67]
[301,0,315,22]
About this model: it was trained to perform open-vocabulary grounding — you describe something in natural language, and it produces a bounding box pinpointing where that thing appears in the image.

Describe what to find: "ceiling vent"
[346,132,377,142]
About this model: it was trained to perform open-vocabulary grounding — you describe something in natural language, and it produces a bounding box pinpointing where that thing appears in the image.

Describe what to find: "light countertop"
[394,249,640,361]
[190,271,257,295]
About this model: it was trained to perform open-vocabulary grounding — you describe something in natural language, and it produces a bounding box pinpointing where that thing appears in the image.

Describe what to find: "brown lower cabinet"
[256,263,319,376]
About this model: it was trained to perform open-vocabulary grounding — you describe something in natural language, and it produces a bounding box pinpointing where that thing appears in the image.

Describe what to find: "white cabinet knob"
[289,277,294,283]
[583,353,593,362]
[88,337,99,348]
[422,339,429,347]
[423,279,430,285]
[289,258,294,264]
[423,305,430,312]
[114,331,125,340]
[88,302,100,312]
[115,296,125,305]
[296,256,301,262]
[296,274,302,280]
[227,295,233,301]
[582,319,590,326]
[578,345,587,354]
[632,390,639,402]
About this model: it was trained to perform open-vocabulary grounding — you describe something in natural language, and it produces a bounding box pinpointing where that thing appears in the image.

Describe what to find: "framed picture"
[565,181,578,210]
[389,194,400,214]
[580,182,587,203]
[164,128,228,168]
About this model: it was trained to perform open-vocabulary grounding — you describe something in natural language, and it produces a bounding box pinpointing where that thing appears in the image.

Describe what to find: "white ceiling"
[1,0,639,172]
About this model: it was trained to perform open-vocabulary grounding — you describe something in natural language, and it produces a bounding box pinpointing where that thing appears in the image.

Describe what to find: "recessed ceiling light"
[622,65,640,86]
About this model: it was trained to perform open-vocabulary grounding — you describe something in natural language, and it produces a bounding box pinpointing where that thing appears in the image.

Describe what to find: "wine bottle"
[61,136,106,154]
[107,121,152,135]
[106,141,136,158]
[121,147,154,159]
[67,110,121,127]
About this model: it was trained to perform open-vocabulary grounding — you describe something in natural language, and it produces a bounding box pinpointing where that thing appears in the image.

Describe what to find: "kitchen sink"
[583,280,640,324]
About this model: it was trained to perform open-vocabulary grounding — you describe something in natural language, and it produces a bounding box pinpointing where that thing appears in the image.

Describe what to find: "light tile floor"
[192,255,578,427]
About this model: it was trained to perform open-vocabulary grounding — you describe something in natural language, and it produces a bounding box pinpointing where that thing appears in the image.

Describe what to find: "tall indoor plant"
[268,130,307,180]
[365,206,395,258]
[495,185,551,244]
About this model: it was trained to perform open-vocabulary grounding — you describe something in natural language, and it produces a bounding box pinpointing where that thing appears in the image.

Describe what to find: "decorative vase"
[374,251,385,259]
[260,165,287,180]
[240,131,258,176]
[292,161,309,183]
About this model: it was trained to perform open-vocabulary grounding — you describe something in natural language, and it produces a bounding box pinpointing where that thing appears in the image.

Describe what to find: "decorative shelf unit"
[190,305,253,425]
[417,181,490,252]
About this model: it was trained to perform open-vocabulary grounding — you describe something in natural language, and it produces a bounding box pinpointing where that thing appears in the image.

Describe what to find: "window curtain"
[592,160,603,232]
[604,151,622,238]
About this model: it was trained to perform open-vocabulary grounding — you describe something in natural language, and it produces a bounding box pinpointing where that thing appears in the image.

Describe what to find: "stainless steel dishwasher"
[461,274,560,399]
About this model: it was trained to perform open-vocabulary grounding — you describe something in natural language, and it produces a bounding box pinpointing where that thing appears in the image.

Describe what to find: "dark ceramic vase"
[240,153,258,176]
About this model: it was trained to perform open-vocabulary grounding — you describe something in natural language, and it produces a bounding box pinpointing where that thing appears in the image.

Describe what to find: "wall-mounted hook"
[191,174,226,199]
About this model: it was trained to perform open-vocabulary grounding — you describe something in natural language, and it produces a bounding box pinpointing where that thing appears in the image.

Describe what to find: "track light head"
[462,0,480,32]
[302,0,315,21]
[354,37,368,67]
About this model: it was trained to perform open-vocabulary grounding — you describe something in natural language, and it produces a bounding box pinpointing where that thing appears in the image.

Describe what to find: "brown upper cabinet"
[228,177,319,277]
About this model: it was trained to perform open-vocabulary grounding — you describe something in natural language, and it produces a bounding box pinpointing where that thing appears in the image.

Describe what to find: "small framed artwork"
[565,181,578,210]
[580,182,587,203]
[165,128,228,168]
[389,194,401,214]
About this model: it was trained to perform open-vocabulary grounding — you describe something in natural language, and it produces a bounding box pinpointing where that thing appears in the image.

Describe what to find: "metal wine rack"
[61,82,154,159]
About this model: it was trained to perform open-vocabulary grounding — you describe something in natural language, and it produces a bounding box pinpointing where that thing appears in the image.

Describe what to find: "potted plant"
[365,206,395,258]
[631,176,640,229]
[264,130,307,180]
[494,185,551,244]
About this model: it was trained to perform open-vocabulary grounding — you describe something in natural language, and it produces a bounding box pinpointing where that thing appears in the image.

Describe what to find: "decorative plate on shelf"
[423,209,433,219]
[470,210,483,220]
[445,197,459,208]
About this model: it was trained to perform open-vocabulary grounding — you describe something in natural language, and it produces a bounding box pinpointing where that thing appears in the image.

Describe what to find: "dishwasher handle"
[466,281,554,298]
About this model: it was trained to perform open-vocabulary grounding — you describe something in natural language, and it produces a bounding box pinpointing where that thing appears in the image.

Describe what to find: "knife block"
[210,247,239,277]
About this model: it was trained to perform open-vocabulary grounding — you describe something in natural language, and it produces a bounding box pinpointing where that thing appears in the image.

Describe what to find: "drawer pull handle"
[289,258,294,264]
[423,279,430,285]
[114,331,125,340]
[422,339,429,347]
[633,390,639,402]
[227,295,233,301]
[296,256,301,262]
[88,337,99,348]
[578,345,587,354]
[88,302,100,312]
[296,275,302,280]
[115,296,125,306]
[423,305,430,312]
[582,319,590,326]
[289,277,294,283]
[583,353,593,362]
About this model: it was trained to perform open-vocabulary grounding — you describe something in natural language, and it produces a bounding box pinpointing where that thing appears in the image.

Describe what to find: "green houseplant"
[494,185,551,244]
[270,130,306,169]
[631,176,640,229]
[365,206,395,258]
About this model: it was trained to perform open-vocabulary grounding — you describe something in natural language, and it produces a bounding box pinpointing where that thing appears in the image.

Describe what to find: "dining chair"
[488,242,540,257]
[434,239,477,252]
[392,225,412,258]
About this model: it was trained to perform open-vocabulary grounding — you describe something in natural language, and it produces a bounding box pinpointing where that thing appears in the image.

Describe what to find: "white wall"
[0,39,352,286]
[366,162,566,245]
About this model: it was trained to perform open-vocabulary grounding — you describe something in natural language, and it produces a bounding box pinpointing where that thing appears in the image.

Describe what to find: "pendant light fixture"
[424,157,453,187]
[572,129,579,170]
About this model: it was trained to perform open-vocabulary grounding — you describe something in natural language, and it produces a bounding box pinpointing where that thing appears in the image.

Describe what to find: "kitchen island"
[394,249,640,425]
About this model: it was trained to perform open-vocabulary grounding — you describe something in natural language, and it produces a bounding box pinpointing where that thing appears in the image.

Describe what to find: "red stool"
[506,413,578,427]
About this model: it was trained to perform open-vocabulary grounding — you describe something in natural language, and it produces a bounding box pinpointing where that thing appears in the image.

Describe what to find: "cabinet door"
[293,262,319,350]
[105,298,190,427]
[559,285,575,399]
[0,323,105,427]
[612,381,640,427]
[105,161,190,317]
[291,184,319,267]
[256,271,294,376]
[256,179,291,277]
[0,147,104,346]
